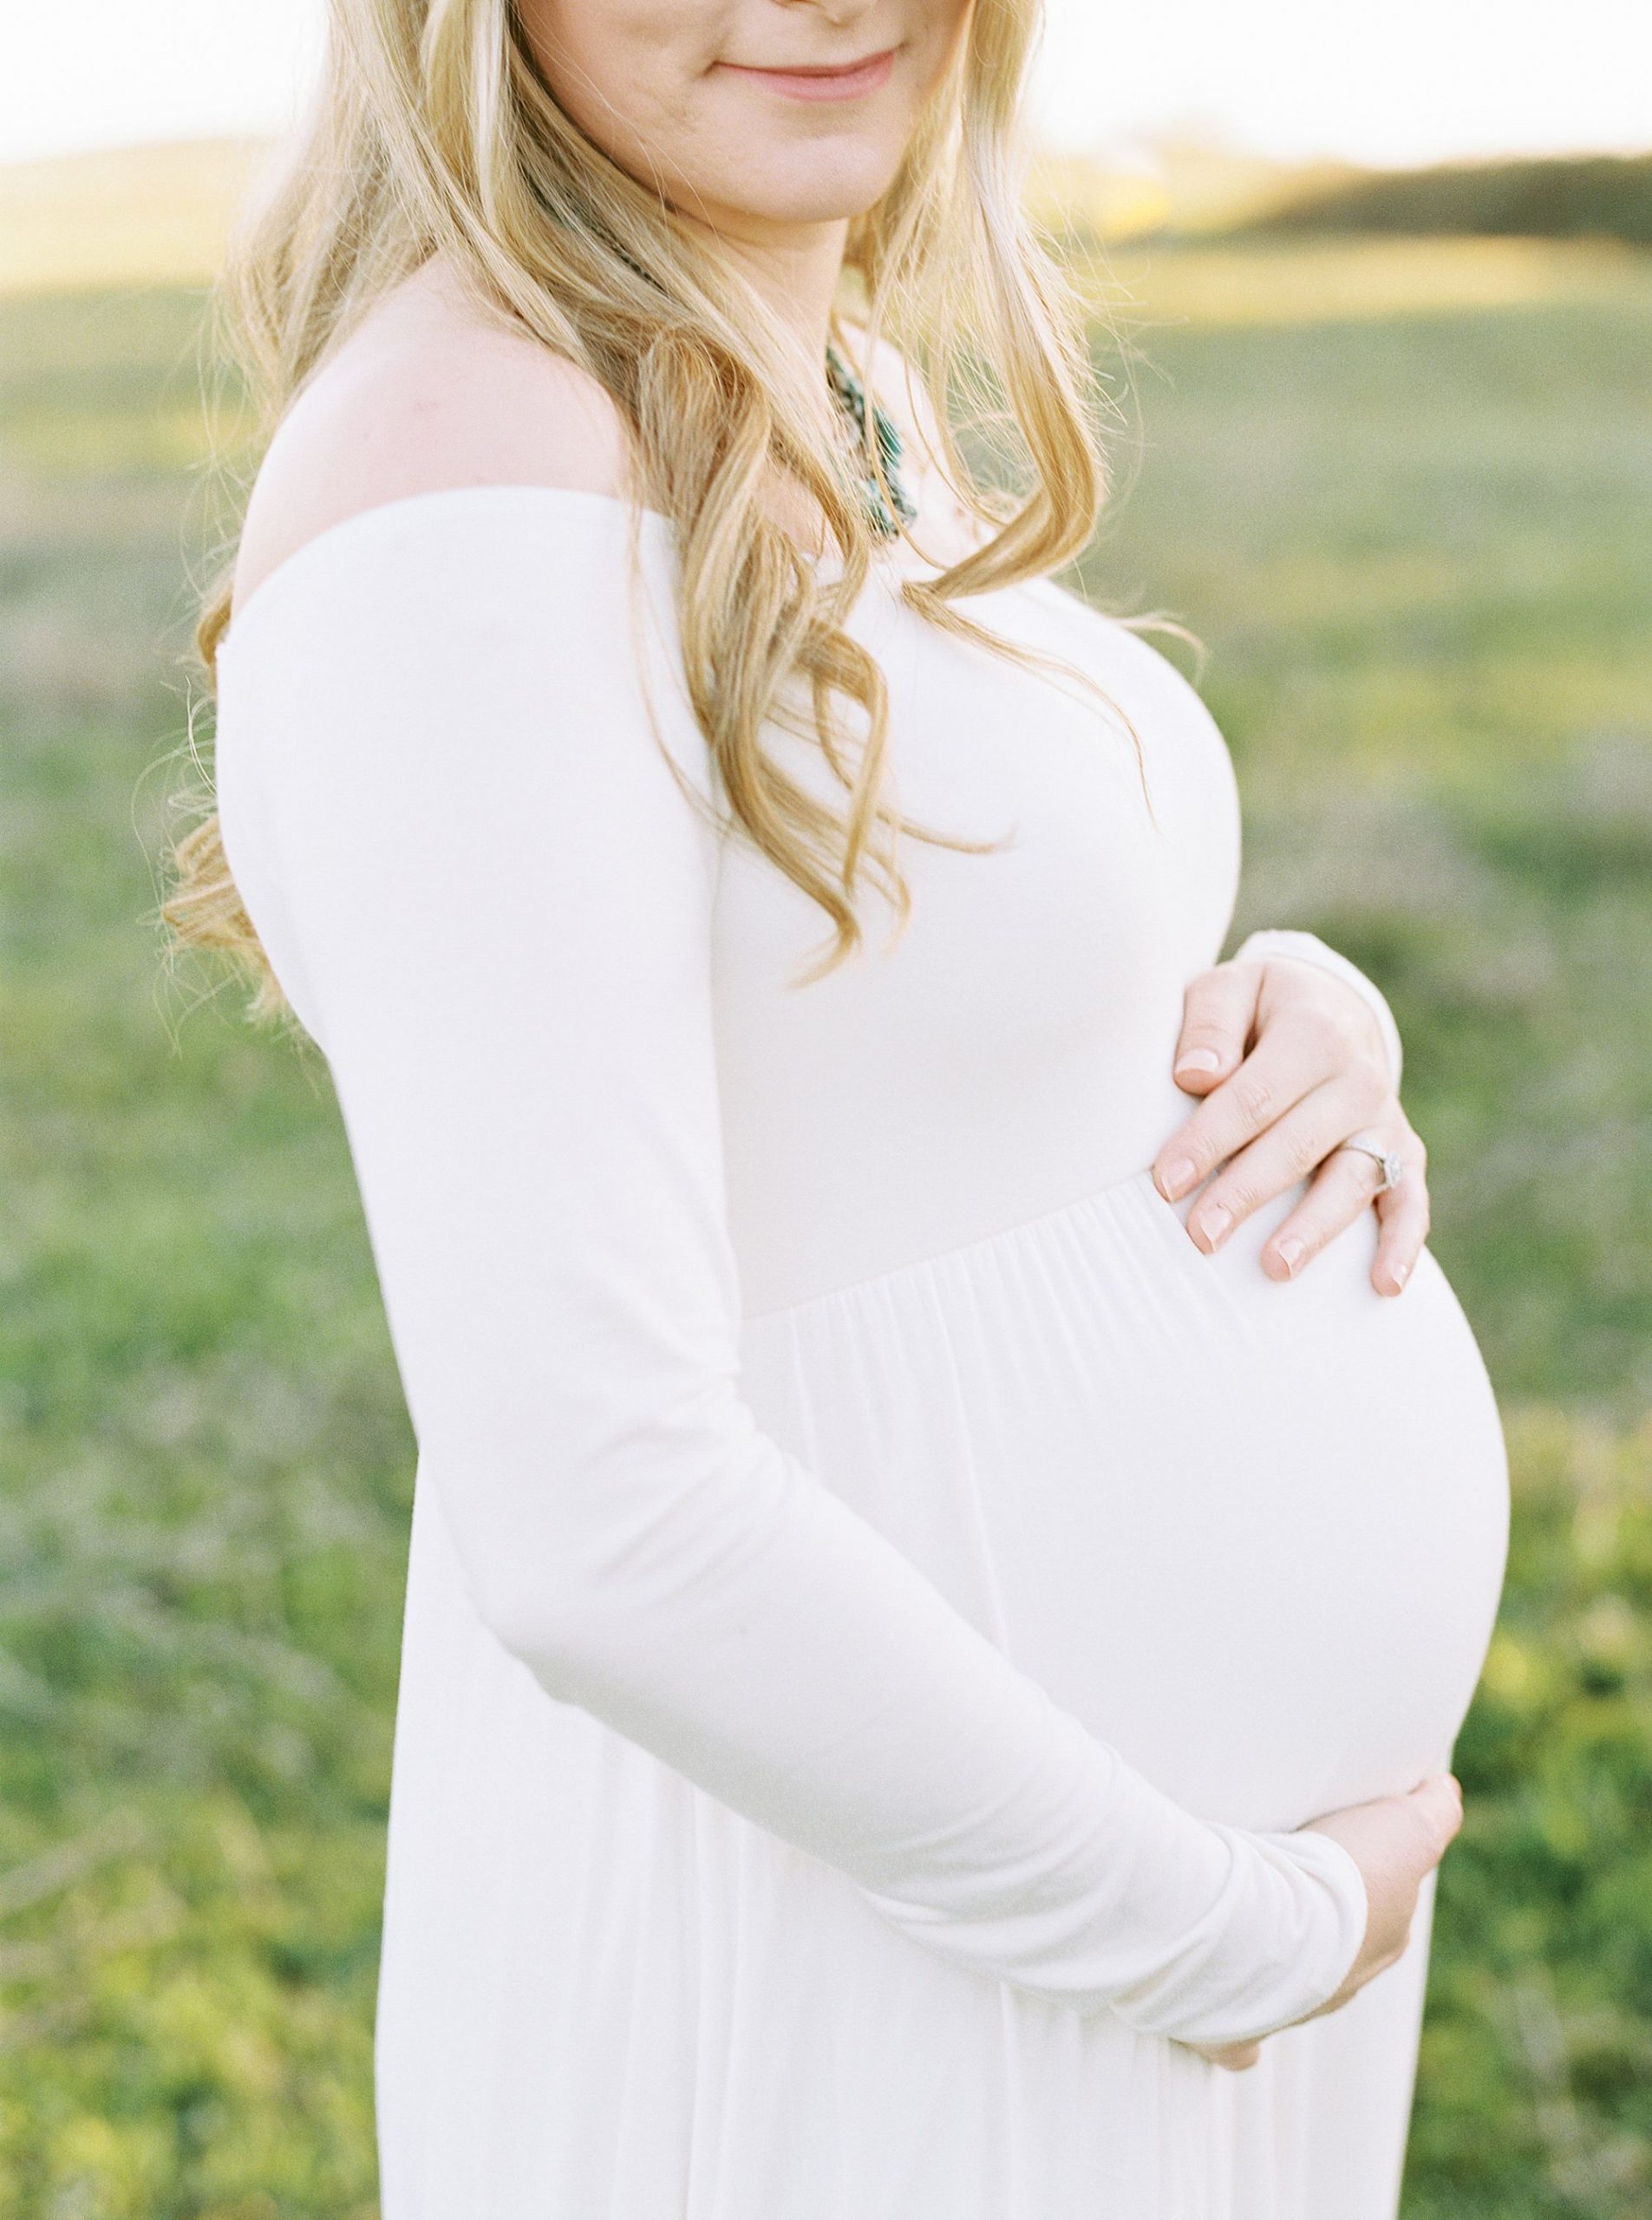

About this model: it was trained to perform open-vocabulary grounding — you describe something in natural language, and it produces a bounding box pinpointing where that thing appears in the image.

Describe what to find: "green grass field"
[3,242,1650,2216]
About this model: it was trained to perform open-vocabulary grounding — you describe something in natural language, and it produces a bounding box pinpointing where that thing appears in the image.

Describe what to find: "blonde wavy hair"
[162,0,1148,1030]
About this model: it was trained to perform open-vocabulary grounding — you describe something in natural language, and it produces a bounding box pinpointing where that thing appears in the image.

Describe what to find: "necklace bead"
[824,340,918,539]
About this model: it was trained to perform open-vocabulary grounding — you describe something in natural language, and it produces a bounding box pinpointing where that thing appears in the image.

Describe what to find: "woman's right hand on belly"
[1185,1773,1465,2071]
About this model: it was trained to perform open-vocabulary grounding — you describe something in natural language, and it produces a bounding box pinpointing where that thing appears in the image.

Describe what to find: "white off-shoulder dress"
[212,485,1509,2220]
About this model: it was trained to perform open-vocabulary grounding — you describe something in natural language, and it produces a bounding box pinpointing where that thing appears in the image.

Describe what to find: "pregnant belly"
[740,1164,1511,1835]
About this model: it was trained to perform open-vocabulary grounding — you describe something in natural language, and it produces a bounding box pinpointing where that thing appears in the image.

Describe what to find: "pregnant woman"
[164,2,1510,2213]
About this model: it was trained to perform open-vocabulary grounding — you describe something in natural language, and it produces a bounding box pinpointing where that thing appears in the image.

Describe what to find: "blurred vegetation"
[1,231,1649,2215]
[0,143,267,301]
[1025,137,1360,245]
[1251,153,1652,249]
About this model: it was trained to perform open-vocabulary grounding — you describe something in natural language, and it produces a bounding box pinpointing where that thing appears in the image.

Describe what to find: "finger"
[1407,1773,1465,1863]
[1153,1031,1329,1205]
[1171,964,1263,1095]
[1179,1079,1372,1255]
[1185,2039,1264,2071]
[1259,1134,1407,1283]
[1370,1144,1430,1298]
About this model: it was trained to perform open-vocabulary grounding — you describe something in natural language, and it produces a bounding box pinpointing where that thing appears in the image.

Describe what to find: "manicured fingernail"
[1175,1048,1222,1078]
[1158,1156,1197,1200]
[1275,1237,1305,1276]
[1195,1203,1231,1249]
[1386,1258,1411,1292]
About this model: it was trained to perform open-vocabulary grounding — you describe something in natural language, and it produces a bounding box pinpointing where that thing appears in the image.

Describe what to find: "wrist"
[1231,927,1404,1095]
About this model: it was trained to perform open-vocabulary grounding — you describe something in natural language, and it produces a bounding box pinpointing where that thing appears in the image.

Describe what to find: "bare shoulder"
[232,257,634,617]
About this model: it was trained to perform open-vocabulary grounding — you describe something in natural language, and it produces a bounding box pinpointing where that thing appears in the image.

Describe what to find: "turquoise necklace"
[825,339,918,539]
[597,230,916,535]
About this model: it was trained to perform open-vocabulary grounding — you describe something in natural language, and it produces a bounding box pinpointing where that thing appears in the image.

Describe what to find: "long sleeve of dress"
[1231,927,1405,1094]
[211,490,1368,2050]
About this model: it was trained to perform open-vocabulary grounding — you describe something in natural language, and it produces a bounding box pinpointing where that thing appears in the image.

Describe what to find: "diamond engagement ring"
[1335,1136,1406,1192]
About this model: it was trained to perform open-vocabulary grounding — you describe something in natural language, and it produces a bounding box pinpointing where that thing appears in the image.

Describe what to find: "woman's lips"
[717,48,898,102]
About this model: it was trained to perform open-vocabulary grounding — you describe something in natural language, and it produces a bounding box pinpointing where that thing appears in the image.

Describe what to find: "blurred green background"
[2,141,1651,2217]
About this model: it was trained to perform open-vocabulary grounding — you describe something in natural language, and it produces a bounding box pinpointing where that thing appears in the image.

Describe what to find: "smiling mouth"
[716,48,899,102]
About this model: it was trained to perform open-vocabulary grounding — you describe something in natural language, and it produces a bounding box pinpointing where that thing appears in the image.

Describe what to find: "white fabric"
[212,486,1509,2219]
